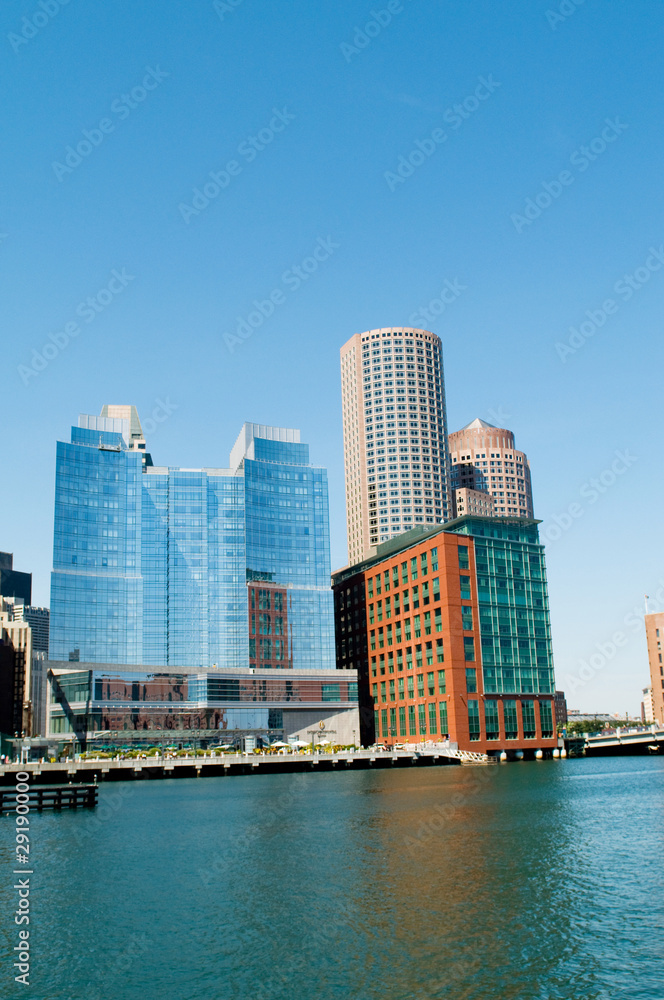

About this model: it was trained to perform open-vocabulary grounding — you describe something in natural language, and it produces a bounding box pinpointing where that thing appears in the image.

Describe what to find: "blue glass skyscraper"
[49,410,334,670]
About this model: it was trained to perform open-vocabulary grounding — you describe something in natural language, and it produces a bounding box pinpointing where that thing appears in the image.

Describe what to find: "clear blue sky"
[2,0,663,714]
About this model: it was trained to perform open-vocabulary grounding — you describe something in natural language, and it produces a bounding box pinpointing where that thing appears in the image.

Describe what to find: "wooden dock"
[0,784,98,813]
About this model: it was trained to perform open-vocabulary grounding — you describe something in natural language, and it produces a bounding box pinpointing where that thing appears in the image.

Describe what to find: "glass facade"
[48,667,357,737]
[448,518,555,697]
[243,437,334,671]
[50,414,333,671]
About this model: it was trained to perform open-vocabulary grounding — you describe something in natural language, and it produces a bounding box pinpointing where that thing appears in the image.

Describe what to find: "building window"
[436,638,444,663]
[458,544,469,570]
[465,667,477,693]
[411,557,418,580]
[468,699,480,741]
[484,699,499,740]
[538,700,553,738]
[408,705,417,735]
[504,700,518,739]
[438,669,446,694]
[417,673,424,697]
[461,606,473,631]
[418,703,427,735]
[401,562,408,584]
[427,671,435,696]
[460,575,471,599]
[407,676,414,699]
[381,709,388,738]
[399,705,406,735]
[428,702,437,734]
[435,609,442,632]
[439,701,448,736]
[521,699,536,738]
[420,552,428,576]
[464,637,475,662]
[398,678,404,699]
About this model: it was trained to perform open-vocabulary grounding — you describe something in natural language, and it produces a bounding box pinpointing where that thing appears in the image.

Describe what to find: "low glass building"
[49,410,334,672]
[47,662,359,748]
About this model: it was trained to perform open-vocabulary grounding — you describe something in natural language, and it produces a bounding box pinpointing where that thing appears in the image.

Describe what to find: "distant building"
[333,515,557,756]
[0,552,32,605]
[554,690,568,726]
[452,487,495,519]
[0,598,32,736]
[449,418,534,519]
[642,686,655,724]
[3,599,49,655]
[644,612,664,725]
[340,327,451,565]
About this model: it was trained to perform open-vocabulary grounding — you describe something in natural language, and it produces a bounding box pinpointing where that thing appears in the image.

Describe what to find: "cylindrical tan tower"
[340,327,450,565]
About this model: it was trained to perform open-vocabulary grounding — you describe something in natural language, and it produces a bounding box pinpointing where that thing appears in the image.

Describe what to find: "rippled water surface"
[1,756,663,1000]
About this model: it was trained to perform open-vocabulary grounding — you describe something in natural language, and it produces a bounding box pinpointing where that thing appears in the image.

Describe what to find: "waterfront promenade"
[0,744,502,785]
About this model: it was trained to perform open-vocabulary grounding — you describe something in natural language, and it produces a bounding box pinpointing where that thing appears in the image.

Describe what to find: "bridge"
[584,725,664,757]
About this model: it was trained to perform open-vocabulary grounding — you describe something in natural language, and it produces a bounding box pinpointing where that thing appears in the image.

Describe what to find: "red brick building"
[333,517,558,757]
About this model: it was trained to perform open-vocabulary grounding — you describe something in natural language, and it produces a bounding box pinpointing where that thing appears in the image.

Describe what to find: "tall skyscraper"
[449,418,534,519]
[340,326,450,565]
[49,410,334,670]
